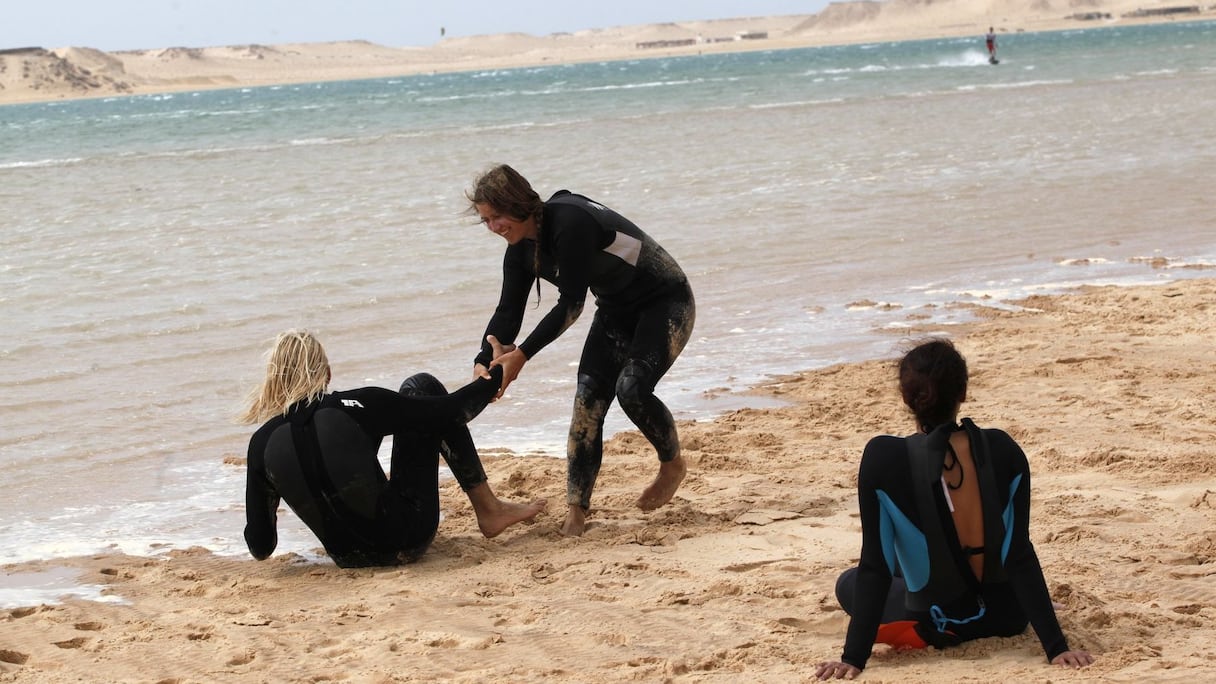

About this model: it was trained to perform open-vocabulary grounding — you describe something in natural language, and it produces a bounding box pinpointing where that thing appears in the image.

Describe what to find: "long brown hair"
[466,163,544,225]
[237,330,331,425]
[467,163,546,302]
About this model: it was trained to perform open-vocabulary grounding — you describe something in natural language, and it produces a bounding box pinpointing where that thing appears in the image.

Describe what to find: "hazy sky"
[6,1,834,52]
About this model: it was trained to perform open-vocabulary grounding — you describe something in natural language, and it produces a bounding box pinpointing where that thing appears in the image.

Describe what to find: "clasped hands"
[475,335,527,401]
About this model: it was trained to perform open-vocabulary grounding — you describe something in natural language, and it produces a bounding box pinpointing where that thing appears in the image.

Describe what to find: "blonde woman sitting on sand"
[815,338,1092,679]
[239,330,545,568]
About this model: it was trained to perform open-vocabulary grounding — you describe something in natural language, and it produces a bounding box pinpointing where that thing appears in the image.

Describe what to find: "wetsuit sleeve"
[340,367,504,437]
[243,424,279,561]
[840,436,899,670]
[476,246,533,367]
[516,203,596,359]
[992,429,1070,661]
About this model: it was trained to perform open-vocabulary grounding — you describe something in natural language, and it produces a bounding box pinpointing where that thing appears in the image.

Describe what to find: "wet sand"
[3,278,1215,681]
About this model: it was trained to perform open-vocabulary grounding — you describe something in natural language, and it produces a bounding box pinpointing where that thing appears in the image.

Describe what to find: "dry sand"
[3,277,1216,682]
[2,0,1212,105]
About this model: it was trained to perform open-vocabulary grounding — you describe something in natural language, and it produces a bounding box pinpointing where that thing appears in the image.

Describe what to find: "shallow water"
[2,21,1215,590]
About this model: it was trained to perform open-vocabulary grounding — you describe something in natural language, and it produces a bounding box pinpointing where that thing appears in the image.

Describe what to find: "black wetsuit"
[243,369,501,568]
[476,190,695,510]
[835,422,1070,670]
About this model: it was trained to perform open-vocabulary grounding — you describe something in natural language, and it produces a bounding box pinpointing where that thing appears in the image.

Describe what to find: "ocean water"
[2,21,1215,597]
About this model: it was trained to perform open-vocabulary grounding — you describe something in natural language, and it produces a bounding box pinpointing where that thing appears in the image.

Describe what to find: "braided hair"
[898,338,968,433]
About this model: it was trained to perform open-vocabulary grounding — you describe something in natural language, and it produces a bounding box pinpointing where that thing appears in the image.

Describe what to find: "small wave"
[288,136,348,146]
[1129,256,1216,270]
[0,157,85,170]
[578,78,701,92]
[957,79,1073,91]
[938,50,994,68]
[748,97,844,110]
[1057,257,1112,266]
[416,89,519,103]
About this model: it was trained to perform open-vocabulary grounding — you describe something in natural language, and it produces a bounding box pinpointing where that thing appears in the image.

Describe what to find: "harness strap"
[289,407,392,553]
[930,596,987,633]
[906,423,969,611]
[905,419,1008,614]
[962,418,1009,586]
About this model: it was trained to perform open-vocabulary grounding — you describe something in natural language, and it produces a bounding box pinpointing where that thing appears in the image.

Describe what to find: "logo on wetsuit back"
[341,399,364,408]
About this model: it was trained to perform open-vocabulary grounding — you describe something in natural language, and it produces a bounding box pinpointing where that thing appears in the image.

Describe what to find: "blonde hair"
[237,330,331,425]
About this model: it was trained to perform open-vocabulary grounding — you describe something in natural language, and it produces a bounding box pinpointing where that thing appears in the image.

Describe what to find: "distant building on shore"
[637,30,768,50]
[1123,5,1201,17]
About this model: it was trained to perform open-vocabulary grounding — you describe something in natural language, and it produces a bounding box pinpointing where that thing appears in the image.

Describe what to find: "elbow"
[245,527,276,561]
[564,301,585,328]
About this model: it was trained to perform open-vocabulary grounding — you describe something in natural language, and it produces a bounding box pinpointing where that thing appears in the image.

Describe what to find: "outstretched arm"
[348,366,505,437]
[994,430,1075,661]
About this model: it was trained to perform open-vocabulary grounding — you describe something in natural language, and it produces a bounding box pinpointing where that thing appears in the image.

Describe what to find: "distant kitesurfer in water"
[467,164,695,537]
[240,330,545,568]
[986,27,998,64]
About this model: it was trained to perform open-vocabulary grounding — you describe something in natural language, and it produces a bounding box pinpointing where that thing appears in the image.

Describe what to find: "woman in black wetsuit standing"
[815,339,1093,679]
[467,164,695,537]
[239,330,545,568]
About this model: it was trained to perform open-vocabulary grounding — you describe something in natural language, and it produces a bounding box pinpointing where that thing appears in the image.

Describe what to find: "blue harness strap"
[930,596,987,633]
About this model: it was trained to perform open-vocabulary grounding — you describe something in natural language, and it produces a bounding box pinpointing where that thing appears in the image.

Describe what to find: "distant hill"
[0,47,134,100]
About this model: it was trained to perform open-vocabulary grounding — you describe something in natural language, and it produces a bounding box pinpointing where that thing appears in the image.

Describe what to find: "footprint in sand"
[0,649,30,665]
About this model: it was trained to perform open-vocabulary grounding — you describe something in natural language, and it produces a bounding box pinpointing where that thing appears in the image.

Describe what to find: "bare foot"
[477,498,547,538]
[560,505,587,537]
[636,455,686,511]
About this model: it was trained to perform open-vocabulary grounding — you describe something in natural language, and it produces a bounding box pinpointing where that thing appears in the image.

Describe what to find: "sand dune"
[1,0,1208,104]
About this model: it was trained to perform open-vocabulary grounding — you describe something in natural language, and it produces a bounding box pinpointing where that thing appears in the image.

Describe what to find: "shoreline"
[3,5,1213,106]
[3,277,1216,681]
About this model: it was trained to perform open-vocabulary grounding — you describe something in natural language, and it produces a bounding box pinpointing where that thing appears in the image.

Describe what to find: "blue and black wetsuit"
[835,420,1071,670]
[243,369,501,568]
[476,190,695,510]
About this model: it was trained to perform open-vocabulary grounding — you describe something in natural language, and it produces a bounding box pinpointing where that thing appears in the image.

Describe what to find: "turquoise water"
[1,20,1215,585]
[7,21,1215,165]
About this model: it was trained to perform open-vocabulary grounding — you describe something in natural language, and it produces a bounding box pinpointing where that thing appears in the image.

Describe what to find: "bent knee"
[615,360,656,408]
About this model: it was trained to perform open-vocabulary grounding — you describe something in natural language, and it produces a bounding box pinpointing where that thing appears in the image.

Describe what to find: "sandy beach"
[3,277,1215,681]
[4,1,1216,681]
[2,0,1212,105]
